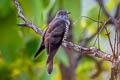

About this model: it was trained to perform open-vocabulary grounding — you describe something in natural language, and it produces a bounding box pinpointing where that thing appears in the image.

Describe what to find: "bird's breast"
[63,20,70,41]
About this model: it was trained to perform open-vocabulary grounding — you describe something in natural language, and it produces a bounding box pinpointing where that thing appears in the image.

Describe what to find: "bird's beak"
[67,11,71,14]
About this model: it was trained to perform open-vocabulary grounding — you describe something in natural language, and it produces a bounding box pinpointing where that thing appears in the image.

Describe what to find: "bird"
[34,10,71,74]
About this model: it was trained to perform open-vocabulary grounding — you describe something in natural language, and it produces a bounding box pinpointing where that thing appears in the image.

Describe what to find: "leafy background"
[0,0,119,80]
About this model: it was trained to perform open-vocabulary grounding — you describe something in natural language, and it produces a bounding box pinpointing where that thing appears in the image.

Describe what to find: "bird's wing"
[34,40,45,58]
[34,28,48,58]
[45,20,66,63]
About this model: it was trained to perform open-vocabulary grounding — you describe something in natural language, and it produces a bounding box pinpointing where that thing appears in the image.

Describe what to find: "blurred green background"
[0,0,119,80]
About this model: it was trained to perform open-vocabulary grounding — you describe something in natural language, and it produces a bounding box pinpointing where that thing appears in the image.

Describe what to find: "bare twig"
[14,0,115,62]
[17,23,27,26]
[96,0,110,18]
[97,7,101,49]
[114,2,120,19]
[96,0,116,24]
[73,16,103,24]
[93,17,112,46]
[105,27,115,58]
[114,30,117,55]
[115,22,120,56]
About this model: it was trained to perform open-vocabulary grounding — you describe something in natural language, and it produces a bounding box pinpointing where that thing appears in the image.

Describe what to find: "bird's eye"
[61,13,64,15]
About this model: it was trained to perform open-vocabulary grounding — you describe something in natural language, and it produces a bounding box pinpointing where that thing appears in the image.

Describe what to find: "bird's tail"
[48,59,53,74]
[34,41,45,58]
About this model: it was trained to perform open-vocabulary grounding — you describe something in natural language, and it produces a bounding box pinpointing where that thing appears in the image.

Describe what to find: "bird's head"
[55,10,70,19]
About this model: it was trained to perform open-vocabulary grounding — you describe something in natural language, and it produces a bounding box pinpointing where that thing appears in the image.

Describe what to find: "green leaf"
[0,62,13,80]
[26,38,41,58]
[0,45,20,64]
[0,0,11,18]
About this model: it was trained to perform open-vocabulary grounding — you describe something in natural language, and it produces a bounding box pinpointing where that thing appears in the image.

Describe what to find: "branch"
[73,16,103,24]
[13,0,44,36]
[96,0,116,24]
[114,2,120,19]
[62,41,113,61]
[13,0,114,62]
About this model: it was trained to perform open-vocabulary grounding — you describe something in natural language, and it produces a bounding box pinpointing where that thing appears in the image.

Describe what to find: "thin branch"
[17,23,27,26]
[14,0,115,62]
[97,7,101,49]
[114,31,117,55]
[115,22,120,56]
[114,2,120,19]
[105,27,115,58]
[96,0,116,24]
[73,16,103,24]
[93,17,111,46]
[96,0,110,18]
[116,30,119,55]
